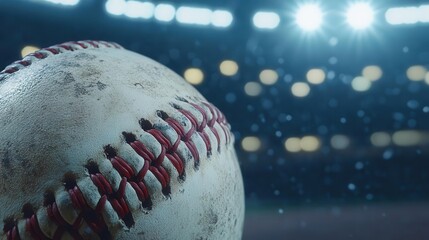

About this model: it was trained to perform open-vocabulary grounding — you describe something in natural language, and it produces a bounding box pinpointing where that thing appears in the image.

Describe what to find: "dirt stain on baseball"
[74,52,97,61]
[63,72,75,84]
[96,81,107,90]
[74,83,90,97]
[0,142,11,169]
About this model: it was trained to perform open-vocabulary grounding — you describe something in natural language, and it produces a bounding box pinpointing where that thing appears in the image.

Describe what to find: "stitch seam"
[1,41,232,240]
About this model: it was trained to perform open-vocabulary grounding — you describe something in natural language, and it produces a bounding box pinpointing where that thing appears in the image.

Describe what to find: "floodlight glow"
[43,0,79,5]
[105,0,127,16]
[419,5,429,22]
[253,11,280,29]
[154,4,175,22]
[295,4,323,31]
[385,7,418,25]
[346,3,374,29]
[124,1,154,19]
[176,7,212,25]
[211,10,233,27]
[385,5,429,25]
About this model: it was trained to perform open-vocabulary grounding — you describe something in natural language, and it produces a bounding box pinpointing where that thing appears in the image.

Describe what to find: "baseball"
[0,40,244,239]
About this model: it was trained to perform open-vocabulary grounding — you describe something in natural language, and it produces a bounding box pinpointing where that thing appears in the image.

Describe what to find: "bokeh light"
[385,5,429,25]
[362,65,383,81]
[406,65,427,81]
[306,68,326,84]
[219,60,239,76]
[44,0,79,6]
[184,68,204,85]
[259,69,278,85]
[385,7,419,25]
[284,137,301,152]
[124,1,154,19]
[253,11,280,29]
[392,130,423,147]
[241,136,262,152]
[244,82,262,96]
[300,136,321,152]
[105,0,126,15]
[330,135,350,150]
[21,45,40,58]
[176,7,212,25]
[211,10,233,27]
[154,3,175,22]
[291,82,310,97]
[351,76,371,92]
[425,72,429,85]
[370,132,391,147]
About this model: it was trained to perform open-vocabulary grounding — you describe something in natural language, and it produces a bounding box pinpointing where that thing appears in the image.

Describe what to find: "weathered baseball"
[0,40,244,239]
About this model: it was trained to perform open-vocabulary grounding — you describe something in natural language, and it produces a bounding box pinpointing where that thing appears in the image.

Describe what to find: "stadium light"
[176,7,233,27]
[105,1,232,28]
[252,11,280,29]
[295,4,323,31]
[105,0,127,16]
[385,5,429,25]
[211,10,233,28]
[176,7,212,25]
[346,3,375,29]
[419,5,429,23]
[42,0,79,6]
[154,3,176,22]
[124,1,154,19]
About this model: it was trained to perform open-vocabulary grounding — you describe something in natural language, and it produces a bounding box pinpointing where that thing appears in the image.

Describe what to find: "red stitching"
[3,105,230,240]
[0,40,122,80]
[68,185,110,238]
[25,215,45,240]
[4,67,18,74]
[128,140,171,190]
[6,225,20,240]
[1,42,231,240]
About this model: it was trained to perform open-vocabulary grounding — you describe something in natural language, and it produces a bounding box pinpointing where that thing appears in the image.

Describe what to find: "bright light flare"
[105,0,126,15]
[43,0,79,6]
[154,4,176,22]
[346,3,375,29]
[211,10,233,27]
[176,7,233,27]
[386,5,429,25]
[295,4,323,31]
[253,12,280,29]
[176,7,212,25]
[124,1,154,19]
